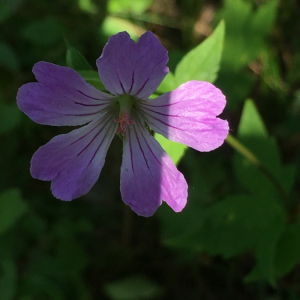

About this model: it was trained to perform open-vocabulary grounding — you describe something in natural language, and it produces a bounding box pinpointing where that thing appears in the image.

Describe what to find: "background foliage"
[1,0,300,299]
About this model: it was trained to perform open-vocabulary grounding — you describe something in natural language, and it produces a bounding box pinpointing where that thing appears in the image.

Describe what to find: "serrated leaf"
[175,20,224,84]
[104,275,163,300]
[66,47,93,71]
[162,193,285,284]
[155,133,187,166]
[0,189,28,235]
[174,195,284,256]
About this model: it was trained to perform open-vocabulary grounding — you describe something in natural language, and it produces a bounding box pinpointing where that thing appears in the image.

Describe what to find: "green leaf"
[0,189,28,235]
[108,0,153,14]
[78,0,98,14]
[162,193,285,284]
[168,195,284,254]
[273,221,300,277]
[156,71,177,93]
[219,0,278,70]
[0,102,21,134]
[0,42,19,71]
[21,17,63,46]
[233,100,283,197]
[175,20,225,84]
[101,16,141,41]
[215,0,278,109]
[25,275,65,300]
[0,259,17,300]
[78,70,106,91]
[155,133,187,166]
[279,165,297,194]
[66,47,93,71]
[104,275,163,300]
[0,0,23,23]
[251,0,279,59]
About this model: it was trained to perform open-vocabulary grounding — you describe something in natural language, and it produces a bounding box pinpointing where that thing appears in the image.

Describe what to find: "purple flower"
[17,31,229,217]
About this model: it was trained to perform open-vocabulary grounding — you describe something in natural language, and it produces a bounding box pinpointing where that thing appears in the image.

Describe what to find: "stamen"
[114,112,134,135]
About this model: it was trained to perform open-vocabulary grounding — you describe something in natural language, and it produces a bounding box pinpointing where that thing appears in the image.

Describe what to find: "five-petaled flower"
[17,31,229,217]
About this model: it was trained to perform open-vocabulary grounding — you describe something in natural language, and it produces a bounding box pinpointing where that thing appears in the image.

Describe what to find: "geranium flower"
[17,31,229,217]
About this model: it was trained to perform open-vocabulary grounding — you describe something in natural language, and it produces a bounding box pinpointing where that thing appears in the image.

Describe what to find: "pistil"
[114,94,135,135]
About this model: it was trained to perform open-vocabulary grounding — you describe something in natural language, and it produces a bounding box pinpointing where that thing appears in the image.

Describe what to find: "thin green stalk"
[226,134,288,202]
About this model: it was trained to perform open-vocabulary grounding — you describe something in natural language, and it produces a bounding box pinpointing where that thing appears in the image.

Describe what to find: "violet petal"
[120,118,187,217]
[17,62,112,126]
[31,116,117,200]
[141,80,229,152]
[96,31,169,99]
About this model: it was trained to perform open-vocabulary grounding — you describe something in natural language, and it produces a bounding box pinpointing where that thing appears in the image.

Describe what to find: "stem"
[225,134,288,201]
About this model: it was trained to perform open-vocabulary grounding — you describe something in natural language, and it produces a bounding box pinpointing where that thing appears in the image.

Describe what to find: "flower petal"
[120,118,187,217]
[17,62,113,126]
[97,31,169,99]
[31,116,117,200]
[140,80,229,152]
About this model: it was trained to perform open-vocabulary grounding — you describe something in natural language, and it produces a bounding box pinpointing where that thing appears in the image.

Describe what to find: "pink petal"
[120,118,187,217]
[31,116,117,200]
[17,62,112,126]
[140,80,229,152]
[96,31,169,99]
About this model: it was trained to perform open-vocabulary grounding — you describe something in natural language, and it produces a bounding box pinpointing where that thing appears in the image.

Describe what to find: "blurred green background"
[1,0,300,299]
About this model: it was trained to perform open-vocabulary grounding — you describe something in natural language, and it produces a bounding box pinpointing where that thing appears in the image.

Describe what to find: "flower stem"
[225,134,288,202]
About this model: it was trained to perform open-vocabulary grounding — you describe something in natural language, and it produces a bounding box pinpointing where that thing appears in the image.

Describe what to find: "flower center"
[114,94,135,135]
[114,112,134,135]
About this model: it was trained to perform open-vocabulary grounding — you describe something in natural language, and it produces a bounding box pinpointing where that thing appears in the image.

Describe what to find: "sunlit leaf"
[108,0,153,14]
[175,20,225,84]
[78,0,98,14]
[156,71,177,93]
[101,16,144,41]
